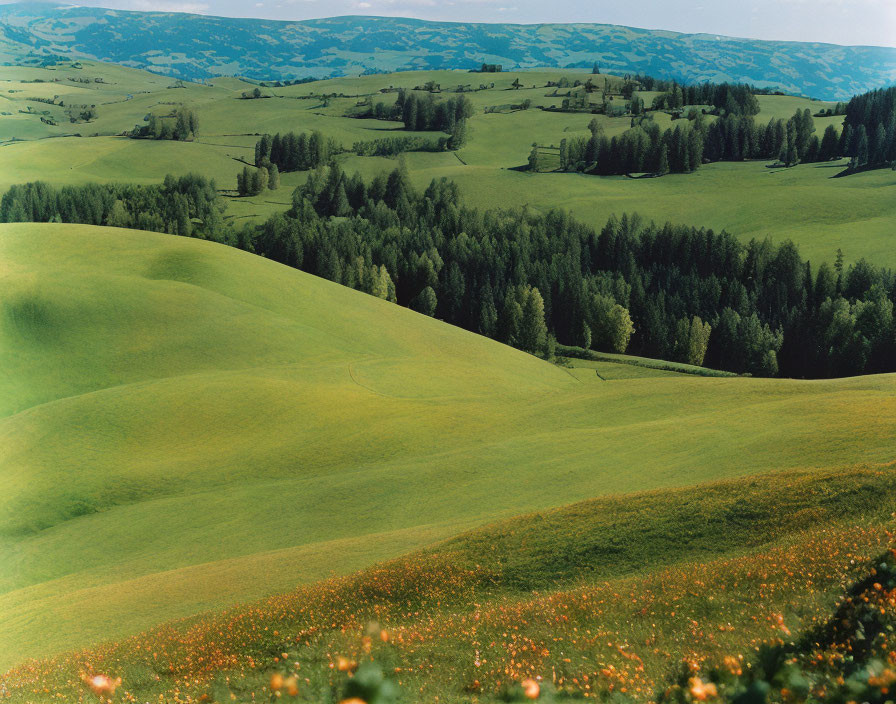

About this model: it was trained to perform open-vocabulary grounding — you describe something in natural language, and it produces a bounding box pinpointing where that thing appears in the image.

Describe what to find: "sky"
[7,0,896,47]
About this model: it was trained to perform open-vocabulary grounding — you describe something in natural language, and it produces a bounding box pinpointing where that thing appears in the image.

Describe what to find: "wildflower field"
[3,465,894,703]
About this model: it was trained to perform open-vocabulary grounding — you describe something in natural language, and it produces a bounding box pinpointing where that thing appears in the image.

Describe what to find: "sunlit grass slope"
[3,465,893,702]
[1,223,895,669]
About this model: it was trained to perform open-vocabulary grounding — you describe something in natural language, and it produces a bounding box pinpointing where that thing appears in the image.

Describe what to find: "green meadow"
[1,223,894,670]
[1,52,895,702]
[2,61,892,267]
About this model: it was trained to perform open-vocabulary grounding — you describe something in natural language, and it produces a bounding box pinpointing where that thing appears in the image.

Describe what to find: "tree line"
[649,81,762,115]
[4,167,893,378]
[840,85,896,170]
[353,135,448,157]
[129,107,198,141]
[555,108,843,175]
[239,164,894,378]
[632,76,779,109]
[0,175,225,239]
[253,131,339,173]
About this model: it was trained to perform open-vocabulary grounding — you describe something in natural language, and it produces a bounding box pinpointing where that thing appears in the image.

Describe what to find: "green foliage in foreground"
[658,548,896,704]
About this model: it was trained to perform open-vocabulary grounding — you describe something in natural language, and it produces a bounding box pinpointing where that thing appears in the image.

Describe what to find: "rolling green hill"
[2,2,895,99]
[2,222,894,671]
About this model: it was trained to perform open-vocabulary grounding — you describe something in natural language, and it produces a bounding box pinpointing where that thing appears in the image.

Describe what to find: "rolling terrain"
[2,2,896,99]
[1,13,894,699]
[1,222,894,676]
[2,61,893,266]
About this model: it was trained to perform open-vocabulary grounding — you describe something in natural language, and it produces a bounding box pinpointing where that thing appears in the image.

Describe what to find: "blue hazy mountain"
[1,2,894,99]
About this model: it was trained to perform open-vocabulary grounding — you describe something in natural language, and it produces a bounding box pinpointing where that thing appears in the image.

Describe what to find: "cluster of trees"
[395,91,474,141]
[240,87,269,99]
[560,117,702,174]
[0,175,225,239]
[353,91,474,143]
[352,135,447,156]
[703,109,830,165]
[64,104,97,123]
[840,86,896,169]
[253,131,340,172]
[235,165,895,377]
[354,99,402,122]
[130,108,198,141]
[815,102,847,117]
[650,82,762,115]
[237,165,279,196]
[557,108,841,175]
[475,64,503,73]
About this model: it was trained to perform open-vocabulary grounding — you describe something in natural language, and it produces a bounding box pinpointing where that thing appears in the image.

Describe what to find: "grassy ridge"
[3,465,892,702]
[1,224,895,669]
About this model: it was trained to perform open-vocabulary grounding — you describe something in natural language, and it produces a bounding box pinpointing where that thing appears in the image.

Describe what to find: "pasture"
[1,223,894,669]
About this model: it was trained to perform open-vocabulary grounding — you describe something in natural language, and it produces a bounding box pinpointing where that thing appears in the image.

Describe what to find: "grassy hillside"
[3,464,893,702]
[2,223,895,670]
[2,3,895,98]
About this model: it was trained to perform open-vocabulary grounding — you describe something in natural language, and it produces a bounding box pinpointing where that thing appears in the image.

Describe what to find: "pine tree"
[855,125,870,166]
[819,124,840,161]
[657,145,670,175]
[839,123,854,157]
[518,286,548,355]
[871,123,886,164]
[447,119,467,150]
[581,321,592,350]
[333,183,351,217]
[780,120,798,166]
[498,289,522,346]
[267,163,280,190]
[411,286,438,316]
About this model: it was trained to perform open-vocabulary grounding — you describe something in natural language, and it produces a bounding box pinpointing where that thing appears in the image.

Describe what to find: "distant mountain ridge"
[1,2,895,99]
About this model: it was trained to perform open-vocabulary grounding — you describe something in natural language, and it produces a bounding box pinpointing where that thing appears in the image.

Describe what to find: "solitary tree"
[518,286,548,355]
[657,145,670,175]
[528,145,541,172]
